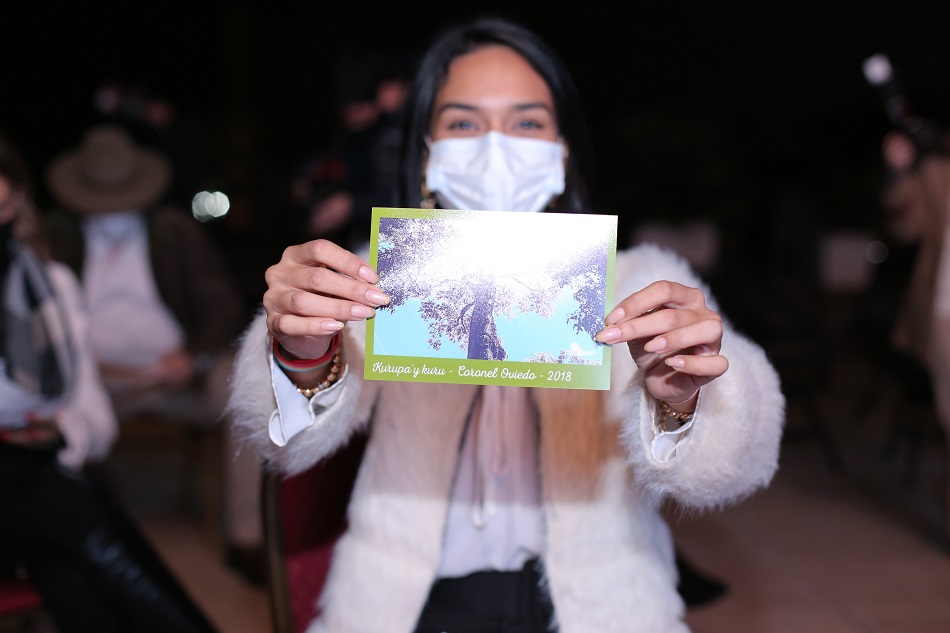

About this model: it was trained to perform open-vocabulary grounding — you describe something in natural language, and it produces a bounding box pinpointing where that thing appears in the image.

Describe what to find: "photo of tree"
[371,209,617,367]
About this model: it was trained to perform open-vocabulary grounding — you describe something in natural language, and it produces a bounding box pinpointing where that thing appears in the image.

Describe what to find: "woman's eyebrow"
[512,102,554,113]
[435,102,479,114]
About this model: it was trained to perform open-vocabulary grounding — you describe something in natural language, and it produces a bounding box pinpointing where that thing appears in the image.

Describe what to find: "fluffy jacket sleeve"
[48,263,118,469]
[227,310,377,476]
[611,244,785,510]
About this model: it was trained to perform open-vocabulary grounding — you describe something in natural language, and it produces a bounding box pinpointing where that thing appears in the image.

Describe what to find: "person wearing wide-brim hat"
[43,125,259,578]
[46,125,172,215]
[43,123,243,401]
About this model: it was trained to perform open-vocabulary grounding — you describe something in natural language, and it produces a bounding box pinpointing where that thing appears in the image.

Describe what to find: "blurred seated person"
[292,58,408,251]
[881,130,950,528]
[0,133,218,633]
[43,124,244,423]
[43,125,262,579]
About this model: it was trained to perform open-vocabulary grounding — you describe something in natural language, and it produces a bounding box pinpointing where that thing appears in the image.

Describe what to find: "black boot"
[3,450,218,633]
[82,522,218,633]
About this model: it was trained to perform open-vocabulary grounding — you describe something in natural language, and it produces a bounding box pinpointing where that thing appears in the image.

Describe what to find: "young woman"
[0,135,219,633]
[230,17,784,633]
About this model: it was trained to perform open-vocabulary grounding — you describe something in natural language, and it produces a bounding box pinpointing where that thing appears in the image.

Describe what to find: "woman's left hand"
[595,281,728,405]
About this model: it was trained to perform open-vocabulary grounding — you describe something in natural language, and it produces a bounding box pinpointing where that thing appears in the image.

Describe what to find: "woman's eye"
[516,120,542,130]
[447,120,476,131]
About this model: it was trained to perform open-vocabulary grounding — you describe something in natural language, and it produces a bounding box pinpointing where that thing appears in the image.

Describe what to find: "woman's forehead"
[434,45,553,109]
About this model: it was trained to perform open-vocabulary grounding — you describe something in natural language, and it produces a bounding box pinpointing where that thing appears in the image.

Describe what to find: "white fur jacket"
[229,244,785,633]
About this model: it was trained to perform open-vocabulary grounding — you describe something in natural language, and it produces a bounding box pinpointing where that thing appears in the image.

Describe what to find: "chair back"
[263,433,367,633]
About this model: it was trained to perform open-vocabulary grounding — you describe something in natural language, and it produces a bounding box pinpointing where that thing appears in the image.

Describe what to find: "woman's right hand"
[263,239,389,361]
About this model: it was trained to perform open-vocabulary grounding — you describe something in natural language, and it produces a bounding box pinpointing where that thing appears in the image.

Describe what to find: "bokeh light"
[866,239,889,264]
[191,191,230,222]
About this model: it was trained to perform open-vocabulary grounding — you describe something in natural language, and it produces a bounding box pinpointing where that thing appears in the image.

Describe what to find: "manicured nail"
[322,320,344,333]
[365,289,390,306]
[665,357,686,369]
[351,304,376,319]
[359,266,379,283]
[596,327,621,343]
[644,337,667,353]
[605,307,624,325]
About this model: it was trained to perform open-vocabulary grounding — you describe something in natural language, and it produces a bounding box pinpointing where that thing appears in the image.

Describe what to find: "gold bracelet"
[665,388,700,406]
[658,400,694,422]
[656,400,694,433]
[294,346,343,398]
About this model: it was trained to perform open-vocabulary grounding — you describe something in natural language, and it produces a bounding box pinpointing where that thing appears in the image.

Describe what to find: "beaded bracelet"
[272,332,341,373]
[294,345,343,398]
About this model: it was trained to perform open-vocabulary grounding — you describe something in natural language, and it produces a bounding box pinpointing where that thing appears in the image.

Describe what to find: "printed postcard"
[365,207,618,389]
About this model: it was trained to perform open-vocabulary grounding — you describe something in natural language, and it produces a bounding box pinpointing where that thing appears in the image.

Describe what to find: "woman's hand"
[263,239,389,361]
[595,281,727,407]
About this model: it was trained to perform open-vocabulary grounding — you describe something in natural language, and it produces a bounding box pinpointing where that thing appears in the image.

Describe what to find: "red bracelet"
[273,332,341,373]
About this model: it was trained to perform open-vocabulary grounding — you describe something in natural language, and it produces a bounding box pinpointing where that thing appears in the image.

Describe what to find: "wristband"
[273,332,341,373]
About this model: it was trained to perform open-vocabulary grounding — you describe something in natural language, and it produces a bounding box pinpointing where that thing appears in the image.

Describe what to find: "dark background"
[4,1,949,334]
[5,1,949,207]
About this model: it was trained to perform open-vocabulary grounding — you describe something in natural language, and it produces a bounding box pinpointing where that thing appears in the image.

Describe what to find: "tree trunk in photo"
[467,282,506,361]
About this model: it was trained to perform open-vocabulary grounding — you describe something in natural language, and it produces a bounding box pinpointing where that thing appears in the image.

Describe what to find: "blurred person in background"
[230,17,784,633]
[880,128,950,535]
[292,54,410,252]
[42,124,262,582]
[44,124,242,432]
[0,133,218,633]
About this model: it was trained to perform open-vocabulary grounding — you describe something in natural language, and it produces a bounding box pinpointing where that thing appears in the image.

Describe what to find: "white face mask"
[425,131,566,213]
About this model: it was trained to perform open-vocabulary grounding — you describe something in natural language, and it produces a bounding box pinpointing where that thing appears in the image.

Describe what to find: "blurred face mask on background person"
[425,131,565,213]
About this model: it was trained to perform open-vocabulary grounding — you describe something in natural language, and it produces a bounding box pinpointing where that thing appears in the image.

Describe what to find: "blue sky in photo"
[372,287,603,364]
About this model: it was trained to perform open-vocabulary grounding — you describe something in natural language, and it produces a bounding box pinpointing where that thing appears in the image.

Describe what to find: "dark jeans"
[414,559,556,633]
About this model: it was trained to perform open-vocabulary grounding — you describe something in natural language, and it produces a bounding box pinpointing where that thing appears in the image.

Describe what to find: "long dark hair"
[397,17,594,213]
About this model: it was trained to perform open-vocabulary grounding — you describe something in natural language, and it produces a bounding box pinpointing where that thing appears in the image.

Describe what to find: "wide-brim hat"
[46,125,171,214]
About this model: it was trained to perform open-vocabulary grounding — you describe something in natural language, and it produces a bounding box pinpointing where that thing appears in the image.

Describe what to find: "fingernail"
[605,307,624,325]
[365,289,390,305]
[322,320,344,333]
[644,337,667,353]
[665,357,686,369]
[351,304,376,319]
[359,266,379,283]
[596,327,621,343]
